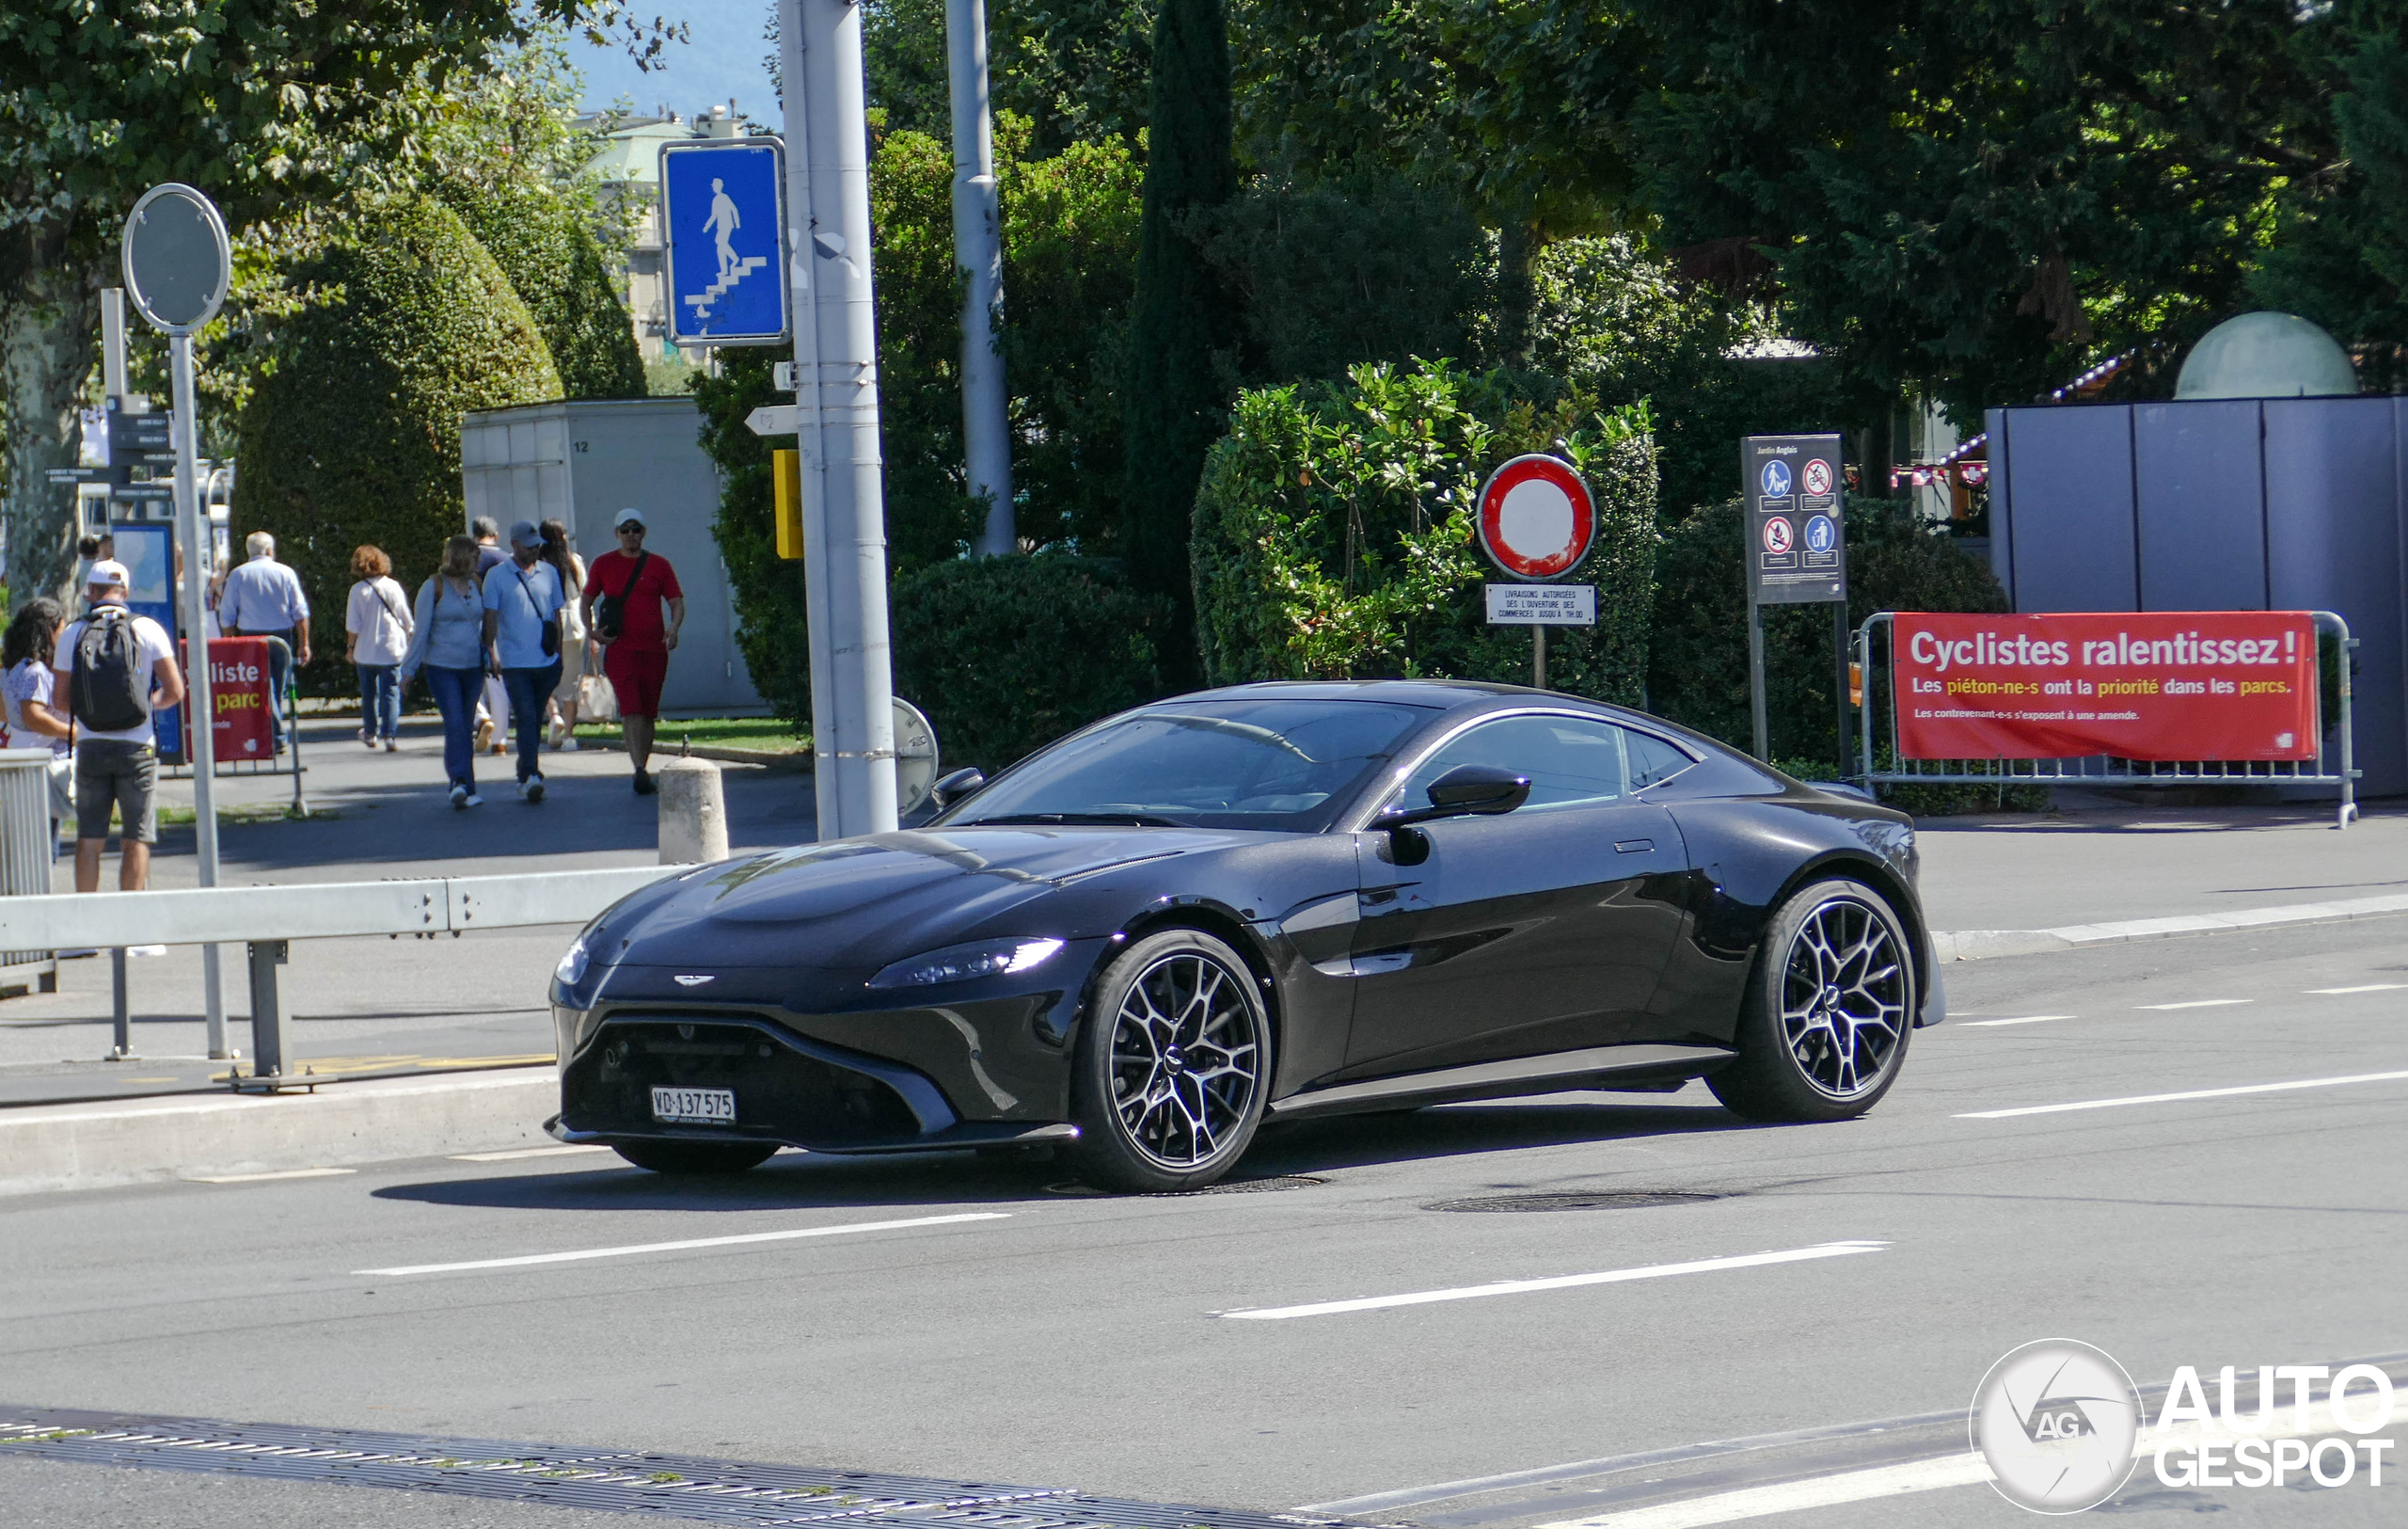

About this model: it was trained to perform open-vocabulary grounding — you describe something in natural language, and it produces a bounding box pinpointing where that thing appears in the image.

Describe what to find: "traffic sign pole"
[780,0,899,841]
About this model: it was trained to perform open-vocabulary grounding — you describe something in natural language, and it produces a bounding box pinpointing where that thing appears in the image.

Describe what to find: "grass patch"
[574,715,808,755]
[155,803,343,827]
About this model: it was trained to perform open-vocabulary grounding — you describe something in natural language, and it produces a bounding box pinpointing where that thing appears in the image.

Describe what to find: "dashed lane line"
[1957,1015,2075,1027]
[1215,1241,1889,1321]
[356,1212,1012,1277]
[183,1168,356,1185]
[2136,998,2252,1011]
[1957,1068,2408,1120]
[2308,983,2408,995]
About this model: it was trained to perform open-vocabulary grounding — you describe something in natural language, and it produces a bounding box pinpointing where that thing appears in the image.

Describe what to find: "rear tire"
[611,1140,779,1175]
[1069,928,1272,1193]
[1708,878,1914,1123]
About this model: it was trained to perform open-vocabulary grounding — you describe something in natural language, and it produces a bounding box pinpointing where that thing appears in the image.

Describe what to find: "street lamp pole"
[947,0,1012,556]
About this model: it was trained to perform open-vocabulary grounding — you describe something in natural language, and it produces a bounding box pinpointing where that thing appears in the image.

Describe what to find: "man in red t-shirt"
[581,509,685,795]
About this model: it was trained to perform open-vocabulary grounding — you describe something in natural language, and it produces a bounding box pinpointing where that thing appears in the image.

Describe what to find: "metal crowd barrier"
[1853,611,2360,829]
[0,865,682,1089]
[0,749,60,995]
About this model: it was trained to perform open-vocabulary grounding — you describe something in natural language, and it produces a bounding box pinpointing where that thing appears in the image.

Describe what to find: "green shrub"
[442,180,645,401]
[1648,497,2010,764]
[892,553,1176,771]
[231,198,561,681]
[690,349,809,725]
[1192,359,1657,704]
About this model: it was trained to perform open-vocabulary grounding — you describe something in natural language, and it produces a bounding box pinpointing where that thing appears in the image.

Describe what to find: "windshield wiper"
[964,811,1190,828]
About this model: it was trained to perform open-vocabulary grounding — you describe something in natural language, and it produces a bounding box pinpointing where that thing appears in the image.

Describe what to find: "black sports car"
[548,680,1941,1190]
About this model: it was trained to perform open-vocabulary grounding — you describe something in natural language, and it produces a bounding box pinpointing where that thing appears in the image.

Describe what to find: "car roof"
[1170,679,1525,710]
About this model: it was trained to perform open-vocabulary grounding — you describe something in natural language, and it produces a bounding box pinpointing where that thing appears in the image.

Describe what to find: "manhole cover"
[1423,1190,1721,1212]
[1046,1175,1326,1198]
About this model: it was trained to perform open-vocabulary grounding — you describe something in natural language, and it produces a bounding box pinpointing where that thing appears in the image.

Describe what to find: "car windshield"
[943,699,1433,832]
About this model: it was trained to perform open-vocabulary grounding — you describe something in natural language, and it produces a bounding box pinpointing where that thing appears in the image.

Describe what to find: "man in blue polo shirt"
[481,520,564,803]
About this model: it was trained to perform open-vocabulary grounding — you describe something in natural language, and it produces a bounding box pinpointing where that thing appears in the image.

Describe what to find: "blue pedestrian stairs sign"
[659,139,788,346]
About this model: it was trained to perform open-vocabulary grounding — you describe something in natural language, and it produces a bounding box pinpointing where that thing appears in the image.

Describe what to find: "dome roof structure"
[2175,311,2358,400]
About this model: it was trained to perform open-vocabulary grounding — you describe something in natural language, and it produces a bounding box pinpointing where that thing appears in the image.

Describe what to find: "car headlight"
[555,935,591,988]
[868,937,1065,989]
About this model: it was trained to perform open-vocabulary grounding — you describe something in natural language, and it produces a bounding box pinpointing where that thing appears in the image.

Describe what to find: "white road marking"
[183,1168,356,1185]
[449,1145,613,1162]
[1958,1068,2408,1120]
[1216,1241,1888,1321]
[1529,1451,1988,1529]
[2307,983,2407,995]
[1958,1014,2074,1027]
[2136,998,2251,1010]
[356,1212,1012,1277]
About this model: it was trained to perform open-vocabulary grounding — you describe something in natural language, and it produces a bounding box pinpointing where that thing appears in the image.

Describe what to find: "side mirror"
[1375,763,1531,830]
[930,766,987,810]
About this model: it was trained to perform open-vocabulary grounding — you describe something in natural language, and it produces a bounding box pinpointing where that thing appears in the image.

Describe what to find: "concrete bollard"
[657,757,729,865]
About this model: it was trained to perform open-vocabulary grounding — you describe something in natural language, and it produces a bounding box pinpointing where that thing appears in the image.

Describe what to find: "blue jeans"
[421,665,483,791]
[502,662,562,784]
[356,663,400,740]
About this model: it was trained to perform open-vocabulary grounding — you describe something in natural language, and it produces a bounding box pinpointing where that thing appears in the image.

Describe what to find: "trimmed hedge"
[231,198,561,673]
[690,349,809,724]
[892,553,1176,771]
[1192,359,1657,704]
[442,180,645,401]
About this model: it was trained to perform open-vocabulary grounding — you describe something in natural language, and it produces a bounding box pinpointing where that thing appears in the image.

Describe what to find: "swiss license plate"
[651,1086,736,1124]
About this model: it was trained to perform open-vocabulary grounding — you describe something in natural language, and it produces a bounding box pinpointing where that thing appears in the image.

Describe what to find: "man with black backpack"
[53,561,183,892]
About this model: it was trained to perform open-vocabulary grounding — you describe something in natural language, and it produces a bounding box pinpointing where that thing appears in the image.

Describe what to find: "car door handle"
[1615,838,1655,853]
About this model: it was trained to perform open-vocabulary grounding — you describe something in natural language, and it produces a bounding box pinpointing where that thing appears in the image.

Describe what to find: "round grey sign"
[122,183,230,332]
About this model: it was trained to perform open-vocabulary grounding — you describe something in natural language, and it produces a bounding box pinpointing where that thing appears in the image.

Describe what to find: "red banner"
[1893,612,2319,761]
[181,638,277,762]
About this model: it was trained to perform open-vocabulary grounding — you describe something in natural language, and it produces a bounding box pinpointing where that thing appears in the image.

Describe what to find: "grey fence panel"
[0,749,56,969]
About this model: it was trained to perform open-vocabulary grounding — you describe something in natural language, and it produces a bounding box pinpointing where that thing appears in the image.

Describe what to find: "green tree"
[230,198,562,669]
[1123,0,1238,672]
[865,0,1159,154]
[444,180,644,399]
[0,1,669,602]
[691,348,809,723]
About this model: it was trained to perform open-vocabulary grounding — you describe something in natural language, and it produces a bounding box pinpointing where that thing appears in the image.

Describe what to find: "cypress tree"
[1122,0,1237,679]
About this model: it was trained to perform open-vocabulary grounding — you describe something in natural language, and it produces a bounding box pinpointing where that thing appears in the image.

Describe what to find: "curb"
[0,1067,557,1198]
[1933,891,2408,963]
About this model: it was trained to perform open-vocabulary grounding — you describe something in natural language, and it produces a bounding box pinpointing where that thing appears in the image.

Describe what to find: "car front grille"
[564,1016,926,1148]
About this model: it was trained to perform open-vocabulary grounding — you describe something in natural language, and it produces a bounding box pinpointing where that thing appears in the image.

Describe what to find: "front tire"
[1069,929,1272,1192]
[1708,878,1914,1123]
[611,1140,779,1175]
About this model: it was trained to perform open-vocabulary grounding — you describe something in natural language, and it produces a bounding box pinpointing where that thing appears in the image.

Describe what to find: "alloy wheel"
[1107,951,1262,1170]
[1778,895,1908,1100]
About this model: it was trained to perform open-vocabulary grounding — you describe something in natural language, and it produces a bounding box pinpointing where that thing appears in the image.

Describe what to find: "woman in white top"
[344,544,414,751]
[1,597,74,854]
[538,518,590,750]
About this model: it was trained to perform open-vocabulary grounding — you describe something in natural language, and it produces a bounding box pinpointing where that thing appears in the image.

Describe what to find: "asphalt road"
[4,915,2403,1527]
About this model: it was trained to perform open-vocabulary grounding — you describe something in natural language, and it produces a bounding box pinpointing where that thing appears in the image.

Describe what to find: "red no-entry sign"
[1475,454,1594,580]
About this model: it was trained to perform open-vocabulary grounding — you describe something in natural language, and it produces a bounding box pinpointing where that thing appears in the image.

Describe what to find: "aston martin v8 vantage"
[548,681,1941,1190]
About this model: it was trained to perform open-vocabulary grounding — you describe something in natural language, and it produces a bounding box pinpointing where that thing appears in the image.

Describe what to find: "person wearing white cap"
[53,561,183,892]
[580,507,684,794]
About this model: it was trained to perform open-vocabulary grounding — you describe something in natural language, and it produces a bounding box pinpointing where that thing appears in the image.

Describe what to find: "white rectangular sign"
[1486,583,1595,626]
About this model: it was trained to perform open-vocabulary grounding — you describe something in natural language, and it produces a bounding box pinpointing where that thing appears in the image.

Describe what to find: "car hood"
[603,825,1252,971]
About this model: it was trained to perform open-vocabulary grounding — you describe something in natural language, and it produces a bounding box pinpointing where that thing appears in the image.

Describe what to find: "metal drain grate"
[0,1406,1386,1529]
[1423,1190,1722,1213]
[1045,1175,1325,1198]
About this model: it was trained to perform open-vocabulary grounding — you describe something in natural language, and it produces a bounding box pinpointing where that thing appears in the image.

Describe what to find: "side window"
[1402,714,1628,811]
[1623,728,1697,790]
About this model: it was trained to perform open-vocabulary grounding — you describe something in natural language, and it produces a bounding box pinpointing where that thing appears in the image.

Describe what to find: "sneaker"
[490,741,507,756]
[358,728,374,749]
[632,768,657,796]
[474,718,494,752]
[384,738,399,753]
[558,737,579,753]
[463,792,484,807]
[547,716,568,747]
[450,784,468,809]
[526,775,547,804]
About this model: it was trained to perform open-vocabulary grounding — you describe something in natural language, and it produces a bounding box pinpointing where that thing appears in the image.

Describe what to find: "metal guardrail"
[1853,611,2360,829]
[0,865,684,1089]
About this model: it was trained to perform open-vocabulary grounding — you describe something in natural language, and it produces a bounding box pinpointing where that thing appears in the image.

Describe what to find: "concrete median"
[0,1066,558,1197]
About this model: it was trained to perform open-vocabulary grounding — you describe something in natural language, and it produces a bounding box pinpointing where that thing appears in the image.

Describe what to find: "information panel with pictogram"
[1743,433,1846,605]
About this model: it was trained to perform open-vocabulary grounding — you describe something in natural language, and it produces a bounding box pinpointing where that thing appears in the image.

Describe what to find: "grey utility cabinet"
[461,398,763,716]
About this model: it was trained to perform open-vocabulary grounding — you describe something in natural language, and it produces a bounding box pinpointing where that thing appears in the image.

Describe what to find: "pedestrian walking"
[2,597,75,856]
[217,531,311,752]
[400,534,489,807]
[344,545,413,752]
[483,519,565,803]
[581,508,684,796]
[470,517,511,755]
[538,518,589,752]
[54,561,183,892]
